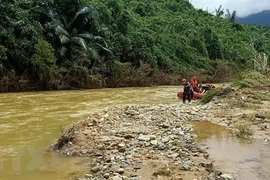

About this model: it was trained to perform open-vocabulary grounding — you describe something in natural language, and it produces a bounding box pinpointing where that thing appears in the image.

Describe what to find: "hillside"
[237,10,270,26]
[1,0,270,92]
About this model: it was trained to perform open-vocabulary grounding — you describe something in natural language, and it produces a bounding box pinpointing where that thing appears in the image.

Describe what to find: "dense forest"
[237,10,270,26]
[0,0,270,92]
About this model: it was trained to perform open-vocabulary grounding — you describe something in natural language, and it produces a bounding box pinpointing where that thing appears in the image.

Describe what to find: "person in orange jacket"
[191,77,199,92]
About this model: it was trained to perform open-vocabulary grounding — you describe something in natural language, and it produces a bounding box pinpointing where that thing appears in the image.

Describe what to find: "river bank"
[50,84,270,180]
[50,102,234,180]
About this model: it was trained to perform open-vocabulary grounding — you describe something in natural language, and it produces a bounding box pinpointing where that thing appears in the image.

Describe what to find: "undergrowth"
[201,71,270,104]
[232,70,270,89]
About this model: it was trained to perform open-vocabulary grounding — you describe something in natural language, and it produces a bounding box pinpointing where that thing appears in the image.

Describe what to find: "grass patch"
[235,124,253,139]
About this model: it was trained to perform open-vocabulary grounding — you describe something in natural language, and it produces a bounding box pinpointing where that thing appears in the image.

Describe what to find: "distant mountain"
[237,10,270,26]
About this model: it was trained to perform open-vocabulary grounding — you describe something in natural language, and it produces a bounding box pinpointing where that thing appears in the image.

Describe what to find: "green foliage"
[0,0,44,74]
[31,40,56,67]
[0,45,7,61]
[1,0,270,91]
[232,70,270,89]
[200,86,232,104]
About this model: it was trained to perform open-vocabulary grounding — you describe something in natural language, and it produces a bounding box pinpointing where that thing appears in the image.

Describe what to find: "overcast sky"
[190,0,270,17]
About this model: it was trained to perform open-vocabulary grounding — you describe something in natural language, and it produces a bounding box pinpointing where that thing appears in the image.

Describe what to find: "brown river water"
[0,86,269,180]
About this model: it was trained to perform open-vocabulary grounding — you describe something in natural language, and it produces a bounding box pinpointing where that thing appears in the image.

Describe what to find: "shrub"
[235,124,253,139]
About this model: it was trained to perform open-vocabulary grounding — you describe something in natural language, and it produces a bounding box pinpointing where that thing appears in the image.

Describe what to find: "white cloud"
[190,0,270,17]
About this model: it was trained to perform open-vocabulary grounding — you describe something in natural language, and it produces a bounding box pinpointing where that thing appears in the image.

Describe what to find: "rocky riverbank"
[51,102,234,180]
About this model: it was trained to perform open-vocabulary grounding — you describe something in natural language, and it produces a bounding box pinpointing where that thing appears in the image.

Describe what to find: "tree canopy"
[0,0,269,91]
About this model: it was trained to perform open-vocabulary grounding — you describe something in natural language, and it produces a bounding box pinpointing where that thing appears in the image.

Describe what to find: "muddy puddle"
[192,121,270,180]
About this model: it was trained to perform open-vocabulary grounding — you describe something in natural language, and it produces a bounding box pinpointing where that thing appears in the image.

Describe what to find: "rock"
[174,176,184,180]
[255,117,264,122]
[150,140,158,145]
[170,153,179,158]
[117,168,125,174]
[84,174,93,178]
[121,176,129,180]
[137,134,150,141]
[149,135,157,140]
[157,143,166,150]
[208,173,216,180]
[53,103,228,179]
[117,143,126,152]
[160,123,170,128]
[91,166,102,173]
[103,173,110,179]
[181,160,192,171]
[124,134,134,139]
[118,143,126,148]
[83,130,92,135]
[220,174,234,180]
[162,136,171,143]
[108,176,122,180]
[151,116,158,120]
[179,131,185,136]
[71,151,80,156]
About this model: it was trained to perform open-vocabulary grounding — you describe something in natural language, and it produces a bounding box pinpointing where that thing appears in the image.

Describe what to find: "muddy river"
[0,86,269,180]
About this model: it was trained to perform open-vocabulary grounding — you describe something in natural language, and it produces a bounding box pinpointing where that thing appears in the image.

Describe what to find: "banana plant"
[40,2,110,66]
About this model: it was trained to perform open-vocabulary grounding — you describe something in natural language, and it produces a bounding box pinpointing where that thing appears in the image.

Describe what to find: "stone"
[118,143,126,148]
[91,166,102,173]
[121,176,129,180]
[220,174,234,180]
[161,123,170,128]
[124,134,134,139]
[108,176,122,180]
[162,136,171,143]
[174,176,184,180]
[181,160,192,171]
[150,140,158,145]
[117,168,125,174]
[158,143,166,150]
[84,174,93,178]
[137,134,150,141]
[103,173,110,179]
[149,135,157,140]
[208,173,216,180]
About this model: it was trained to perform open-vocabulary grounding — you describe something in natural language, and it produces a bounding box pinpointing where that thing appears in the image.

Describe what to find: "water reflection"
[192,121,270,180]
[192,121,229,142]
